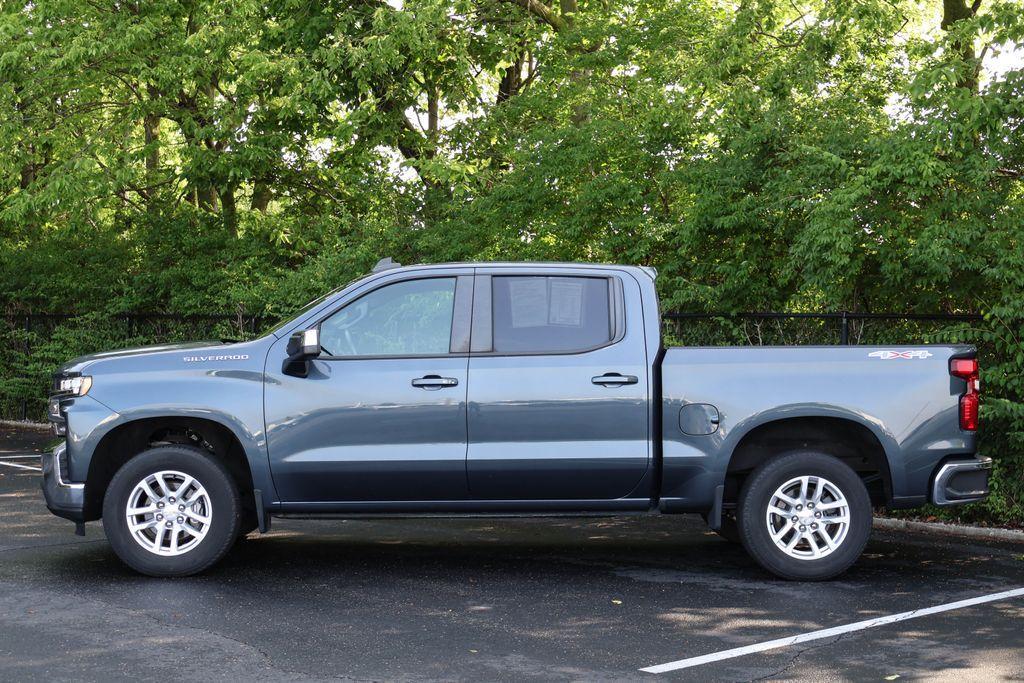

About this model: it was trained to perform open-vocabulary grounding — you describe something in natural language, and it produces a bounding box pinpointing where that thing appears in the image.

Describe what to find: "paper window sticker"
[508,277,549,328]
[548,278,584,326]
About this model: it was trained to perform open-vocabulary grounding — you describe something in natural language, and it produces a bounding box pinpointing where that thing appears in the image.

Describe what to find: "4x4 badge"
[868,350,933,360]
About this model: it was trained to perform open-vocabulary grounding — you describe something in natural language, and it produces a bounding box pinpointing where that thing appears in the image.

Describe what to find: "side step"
[273,510,662,521]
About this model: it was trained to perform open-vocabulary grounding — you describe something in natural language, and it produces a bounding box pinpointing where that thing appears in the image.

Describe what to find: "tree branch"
[502,0,566,32]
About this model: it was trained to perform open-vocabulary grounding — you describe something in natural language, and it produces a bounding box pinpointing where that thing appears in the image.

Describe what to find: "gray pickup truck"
[43,260,990,579]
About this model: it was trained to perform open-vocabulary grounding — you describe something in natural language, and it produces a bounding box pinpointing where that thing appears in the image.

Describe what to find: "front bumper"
[931,456,992,506]
[40,441,85,522]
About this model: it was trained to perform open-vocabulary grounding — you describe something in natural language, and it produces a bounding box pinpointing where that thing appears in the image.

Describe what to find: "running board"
[273,510,662,521]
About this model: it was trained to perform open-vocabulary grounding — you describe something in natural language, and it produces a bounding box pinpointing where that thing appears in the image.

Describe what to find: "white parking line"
[641,586,1024,674]
[0,461,41,472]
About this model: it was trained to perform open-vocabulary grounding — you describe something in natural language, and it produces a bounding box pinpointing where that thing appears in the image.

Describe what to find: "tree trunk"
[251,181,272,212]
[497,53,524,105]
[942,0,981,92]
[197,186,218,211]
[427,86,439,140]
[20,155,35,190]
[219,186,237,235]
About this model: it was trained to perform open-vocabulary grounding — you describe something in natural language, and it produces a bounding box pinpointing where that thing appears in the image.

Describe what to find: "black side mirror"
[283,328,321,377]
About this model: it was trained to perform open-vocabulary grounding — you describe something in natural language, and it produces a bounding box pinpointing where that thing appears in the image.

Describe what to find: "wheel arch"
[722,414,894,508]
[83,415,258,521]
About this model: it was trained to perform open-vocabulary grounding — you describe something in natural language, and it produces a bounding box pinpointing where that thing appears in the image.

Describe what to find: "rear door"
[465,267,650,500]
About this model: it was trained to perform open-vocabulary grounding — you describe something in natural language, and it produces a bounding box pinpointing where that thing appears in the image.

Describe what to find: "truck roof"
[372,258,657,280]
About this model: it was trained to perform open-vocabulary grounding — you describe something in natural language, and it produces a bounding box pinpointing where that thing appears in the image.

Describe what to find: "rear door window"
[491,276,612,353]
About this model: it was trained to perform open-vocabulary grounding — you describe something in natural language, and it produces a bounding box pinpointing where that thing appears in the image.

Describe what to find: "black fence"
[1,310,987,422]
[0,313,269,421]
[662,311,984,347]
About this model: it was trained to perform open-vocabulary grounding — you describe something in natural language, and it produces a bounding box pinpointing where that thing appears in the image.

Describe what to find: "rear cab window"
[491,276,612,354]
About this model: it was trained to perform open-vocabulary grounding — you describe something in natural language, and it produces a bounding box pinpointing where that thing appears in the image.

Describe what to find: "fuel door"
[679,403,720,436]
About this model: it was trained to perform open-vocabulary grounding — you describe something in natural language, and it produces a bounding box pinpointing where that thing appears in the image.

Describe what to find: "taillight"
[950,357,980,431]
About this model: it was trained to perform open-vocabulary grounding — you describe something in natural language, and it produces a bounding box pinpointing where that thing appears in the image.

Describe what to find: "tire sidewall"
[102,445,240,577]
[737,450,872,581]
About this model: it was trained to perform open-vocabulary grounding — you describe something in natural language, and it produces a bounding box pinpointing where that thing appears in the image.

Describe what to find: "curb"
[874,516,1024,543]
[0,420,50,431]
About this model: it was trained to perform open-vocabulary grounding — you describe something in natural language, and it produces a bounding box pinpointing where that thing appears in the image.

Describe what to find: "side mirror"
[283,328,321,377]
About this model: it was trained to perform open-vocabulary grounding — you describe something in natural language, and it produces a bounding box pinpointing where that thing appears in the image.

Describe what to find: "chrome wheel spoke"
[771,520,795,541]
[811,478,824,504]
[154,473,171,497]
[176,476,194,497]
[140,480,160,502]
[153,525,166,550]
[184,508,210,525]
[806,532,821,557]
[775,492,800,507]
[129,517,157,533]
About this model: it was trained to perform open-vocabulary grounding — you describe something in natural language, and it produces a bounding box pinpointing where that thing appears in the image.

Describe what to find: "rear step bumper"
[932,456,992,506]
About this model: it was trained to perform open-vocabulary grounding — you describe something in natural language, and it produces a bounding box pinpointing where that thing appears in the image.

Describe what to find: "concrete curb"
[874,516,1024,543]
[0,420,49,431]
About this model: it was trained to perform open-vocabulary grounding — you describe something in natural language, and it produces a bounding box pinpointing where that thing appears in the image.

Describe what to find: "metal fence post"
[21,314,31,421]
[840,311,850,345]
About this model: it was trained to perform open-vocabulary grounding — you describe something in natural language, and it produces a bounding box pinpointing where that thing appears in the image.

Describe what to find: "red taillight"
[950,357,980,431]
[950,358,978,381]
[960,392,979,431]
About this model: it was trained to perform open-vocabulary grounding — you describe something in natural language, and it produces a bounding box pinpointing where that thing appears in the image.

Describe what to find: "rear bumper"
[931,456,992,506]
[40,441,85,522]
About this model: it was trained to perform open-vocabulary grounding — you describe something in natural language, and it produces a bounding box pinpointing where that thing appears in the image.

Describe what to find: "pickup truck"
[43,260,991,580]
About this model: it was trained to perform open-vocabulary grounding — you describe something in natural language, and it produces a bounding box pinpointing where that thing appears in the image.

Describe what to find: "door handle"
[411,375,459,390]
[592,373,638,387]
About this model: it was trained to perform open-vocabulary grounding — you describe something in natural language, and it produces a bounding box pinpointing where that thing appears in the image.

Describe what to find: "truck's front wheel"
[736,451,871,581]
[102,445,241,577]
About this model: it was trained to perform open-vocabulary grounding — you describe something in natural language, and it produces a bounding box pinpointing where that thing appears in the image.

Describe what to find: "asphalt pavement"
[1,423,1022,681]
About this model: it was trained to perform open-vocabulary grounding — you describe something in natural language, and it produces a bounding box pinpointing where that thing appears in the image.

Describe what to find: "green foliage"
[1,0,1022,524]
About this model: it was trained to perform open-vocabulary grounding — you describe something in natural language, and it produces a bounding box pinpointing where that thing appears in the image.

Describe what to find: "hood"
[60,340,229,374]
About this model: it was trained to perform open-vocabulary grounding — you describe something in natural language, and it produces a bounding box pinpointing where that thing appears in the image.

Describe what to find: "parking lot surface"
[2,423,1022,681]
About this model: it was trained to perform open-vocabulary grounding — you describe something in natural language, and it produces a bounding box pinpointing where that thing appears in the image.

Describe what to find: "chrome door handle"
[411,375,459,390]
[592,373,638,386]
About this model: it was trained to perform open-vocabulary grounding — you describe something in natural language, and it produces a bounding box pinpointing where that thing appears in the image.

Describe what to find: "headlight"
[59,376,92,396]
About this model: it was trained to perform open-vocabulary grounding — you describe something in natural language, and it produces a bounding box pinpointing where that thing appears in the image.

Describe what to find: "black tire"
[102,445,241,577]
[736,451,872,581]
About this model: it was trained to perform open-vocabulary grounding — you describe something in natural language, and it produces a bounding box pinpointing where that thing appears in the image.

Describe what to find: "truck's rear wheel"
[102,445,240,577]
[736,451,871,581]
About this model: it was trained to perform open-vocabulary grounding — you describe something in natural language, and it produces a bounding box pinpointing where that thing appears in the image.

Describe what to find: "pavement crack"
[750,633,851,682]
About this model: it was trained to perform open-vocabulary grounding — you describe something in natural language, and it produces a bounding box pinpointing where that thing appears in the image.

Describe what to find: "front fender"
[76,359,277,504]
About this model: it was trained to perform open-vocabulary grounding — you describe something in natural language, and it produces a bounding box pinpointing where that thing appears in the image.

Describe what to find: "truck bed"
[657,344,975,511]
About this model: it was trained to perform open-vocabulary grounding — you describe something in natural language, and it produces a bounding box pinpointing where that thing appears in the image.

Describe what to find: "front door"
[265,273,473,503]
[466,269,651,501]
